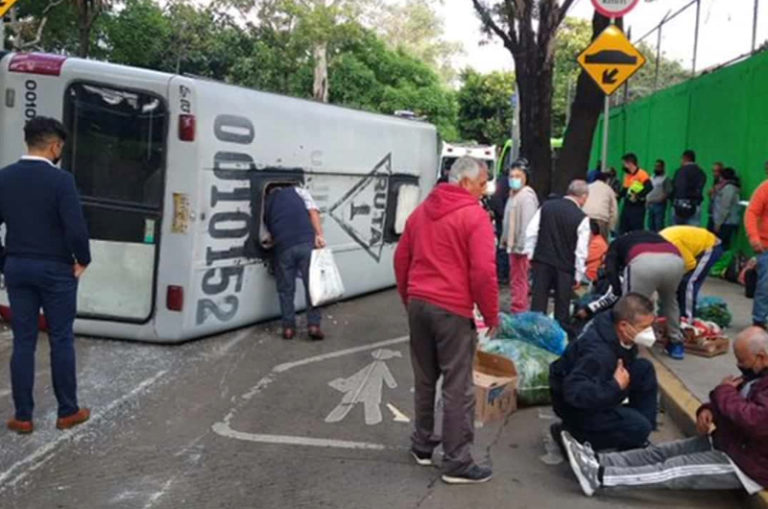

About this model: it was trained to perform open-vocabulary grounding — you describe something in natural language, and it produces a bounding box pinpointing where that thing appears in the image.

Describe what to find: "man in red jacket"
[394,156,499,485]
[561,326,768,497]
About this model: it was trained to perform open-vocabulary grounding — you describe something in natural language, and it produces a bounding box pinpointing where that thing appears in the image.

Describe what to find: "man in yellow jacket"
[661,226,723,323]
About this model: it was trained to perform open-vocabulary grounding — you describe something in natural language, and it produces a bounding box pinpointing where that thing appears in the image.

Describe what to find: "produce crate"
[653,319,730,358]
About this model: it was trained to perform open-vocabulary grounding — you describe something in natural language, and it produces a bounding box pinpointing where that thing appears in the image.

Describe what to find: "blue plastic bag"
[496,311,567,356]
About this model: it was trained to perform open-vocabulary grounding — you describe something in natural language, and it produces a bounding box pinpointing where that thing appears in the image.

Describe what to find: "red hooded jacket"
[394,184,499,327]
[698,374,768,486]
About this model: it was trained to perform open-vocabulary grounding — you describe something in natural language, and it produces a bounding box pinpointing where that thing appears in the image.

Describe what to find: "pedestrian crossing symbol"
[0,0,19,18]
[577,25,646,96]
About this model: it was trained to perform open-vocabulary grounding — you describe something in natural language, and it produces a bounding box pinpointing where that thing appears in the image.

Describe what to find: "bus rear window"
[63,83,167,208]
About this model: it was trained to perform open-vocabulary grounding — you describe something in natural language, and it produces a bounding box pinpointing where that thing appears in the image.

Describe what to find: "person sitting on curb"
[561,326,768,497]
[550,293,658,453]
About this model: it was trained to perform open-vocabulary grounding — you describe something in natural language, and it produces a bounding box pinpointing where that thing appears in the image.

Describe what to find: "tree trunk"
[77,24,90,57]
[553,13,622,194]
[313,41,329,103]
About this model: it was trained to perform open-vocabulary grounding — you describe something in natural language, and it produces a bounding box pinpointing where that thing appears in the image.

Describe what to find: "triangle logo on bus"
[329,154,392,262]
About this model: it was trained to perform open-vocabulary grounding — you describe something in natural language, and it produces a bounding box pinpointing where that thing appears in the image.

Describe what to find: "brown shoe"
[283,328,296,340]
[7,418,33,435]
[56,408,90,430]
[308,326,325,341]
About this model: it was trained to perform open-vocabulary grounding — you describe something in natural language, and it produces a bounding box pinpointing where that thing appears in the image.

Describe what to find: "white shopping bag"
[309,248,345,306]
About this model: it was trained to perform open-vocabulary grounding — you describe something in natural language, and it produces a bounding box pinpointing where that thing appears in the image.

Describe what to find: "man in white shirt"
[525,180,590,334]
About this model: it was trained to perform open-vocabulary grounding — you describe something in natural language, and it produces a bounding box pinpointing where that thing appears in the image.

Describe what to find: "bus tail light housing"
[166,286,184,311]
[178,114,195,142]
[9,53,66,76]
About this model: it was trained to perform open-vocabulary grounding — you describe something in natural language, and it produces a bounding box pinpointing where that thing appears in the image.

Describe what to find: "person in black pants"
[550,294,659,451]
[1,117,92,434]
[524,180,590,331]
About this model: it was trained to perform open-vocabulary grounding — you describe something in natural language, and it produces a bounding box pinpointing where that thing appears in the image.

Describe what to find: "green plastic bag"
[482,339,558,406]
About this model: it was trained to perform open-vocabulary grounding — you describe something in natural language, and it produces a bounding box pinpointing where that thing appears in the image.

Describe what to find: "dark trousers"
[5,257,79,421]
[564,358,657,451]
[677,244,724,320]
[408,299,476,475]
[647,202,666,232]
[496,246,510,284]
[717,225,738,251]
[620,203,646,234]
[530,261,572,328]
[274,242,321,328]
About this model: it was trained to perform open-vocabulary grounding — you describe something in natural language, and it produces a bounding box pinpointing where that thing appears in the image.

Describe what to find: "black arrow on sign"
[602,68,619,84]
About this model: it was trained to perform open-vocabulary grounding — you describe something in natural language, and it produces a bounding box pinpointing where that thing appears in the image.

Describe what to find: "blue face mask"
[509,177,523,191]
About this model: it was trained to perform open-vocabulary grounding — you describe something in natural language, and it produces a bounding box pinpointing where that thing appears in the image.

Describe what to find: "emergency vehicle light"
[178,114,195,142]
[166,286,184,312]
[9,53,66,76]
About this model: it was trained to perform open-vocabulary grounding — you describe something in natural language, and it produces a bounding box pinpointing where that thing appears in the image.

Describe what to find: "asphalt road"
[0,290,744,508]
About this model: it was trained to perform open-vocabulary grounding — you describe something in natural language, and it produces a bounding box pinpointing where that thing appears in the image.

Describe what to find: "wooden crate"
[684,336,730,358]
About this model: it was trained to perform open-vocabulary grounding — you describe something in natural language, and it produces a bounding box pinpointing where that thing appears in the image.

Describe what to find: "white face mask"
[633,326,657,348]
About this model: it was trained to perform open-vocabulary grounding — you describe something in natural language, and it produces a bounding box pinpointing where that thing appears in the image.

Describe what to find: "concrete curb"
[645,350,768,509]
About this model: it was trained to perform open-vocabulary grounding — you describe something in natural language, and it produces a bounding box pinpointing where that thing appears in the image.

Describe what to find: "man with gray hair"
[395,156,499,484]
[524,180,590,331]
[562,326,768,497]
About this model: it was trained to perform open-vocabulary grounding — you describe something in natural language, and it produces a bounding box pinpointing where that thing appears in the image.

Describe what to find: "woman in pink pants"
[501,162,540,313]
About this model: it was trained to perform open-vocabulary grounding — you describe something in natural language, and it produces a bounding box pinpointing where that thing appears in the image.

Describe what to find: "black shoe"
[441,464,493,485]
[410,449,434,467]
[550,422,565,456]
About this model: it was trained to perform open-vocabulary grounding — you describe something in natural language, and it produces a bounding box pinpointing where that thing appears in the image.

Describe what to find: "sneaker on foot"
[410,449,434,467]
[665,342,685,360]
[56,408,90,430]
[308,326,325,341]
[441,464,493,485]
[7,418,33,435]
[561,431,601,496]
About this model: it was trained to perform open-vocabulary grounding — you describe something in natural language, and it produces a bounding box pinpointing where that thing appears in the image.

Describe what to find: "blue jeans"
[563,358,657,451]
[753,252,768,325]
[677,244,724,320]
[274,242,321,328]
[5,257,79,421]
[647,203,666,232]
[674,206,701,226]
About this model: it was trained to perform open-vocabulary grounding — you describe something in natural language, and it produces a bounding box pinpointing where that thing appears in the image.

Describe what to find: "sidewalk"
[648,277,768,509]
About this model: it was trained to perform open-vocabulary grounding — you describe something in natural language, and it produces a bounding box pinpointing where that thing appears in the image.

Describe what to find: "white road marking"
[386,403,410,423]
[212,336,410,449]
[0,389,10,399]
[211,421,386,450]
[273,336,408,373]
[325,349,401,425]
[142,477,175,509]
[0,370,168,492]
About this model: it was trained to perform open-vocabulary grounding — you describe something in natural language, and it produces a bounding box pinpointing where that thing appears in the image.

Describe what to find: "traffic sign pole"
[600,17,616,174]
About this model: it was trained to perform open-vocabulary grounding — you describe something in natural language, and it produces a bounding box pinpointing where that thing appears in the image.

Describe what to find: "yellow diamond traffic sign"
[0,0,19,18]
[577,25,646,96]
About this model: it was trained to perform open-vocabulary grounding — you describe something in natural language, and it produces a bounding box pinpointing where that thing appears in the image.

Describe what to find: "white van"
[437,142,497,194]
[0,52,437,342]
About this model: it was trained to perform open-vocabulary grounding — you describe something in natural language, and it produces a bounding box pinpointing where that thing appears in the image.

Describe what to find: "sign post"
[578,18,645,172]
[0,0,19,19]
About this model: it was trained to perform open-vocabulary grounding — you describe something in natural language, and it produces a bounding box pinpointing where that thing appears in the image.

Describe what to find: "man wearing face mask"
[562,326,768,497]
[524,180,591,333]
[1,117,92,434]
[550,294,659,453]
[395,156,498,484]
[501,161,539,313]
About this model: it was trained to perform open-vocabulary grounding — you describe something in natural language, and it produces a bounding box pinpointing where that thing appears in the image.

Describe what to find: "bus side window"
[384,175,420,243]
[244,171,305,260]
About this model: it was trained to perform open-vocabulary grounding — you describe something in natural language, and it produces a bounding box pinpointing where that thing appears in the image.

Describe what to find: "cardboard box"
[474,350,518,424]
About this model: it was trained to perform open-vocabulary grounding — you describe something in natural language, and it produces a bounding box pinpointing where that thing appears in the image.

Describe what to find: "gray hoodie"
[502,186,539,254]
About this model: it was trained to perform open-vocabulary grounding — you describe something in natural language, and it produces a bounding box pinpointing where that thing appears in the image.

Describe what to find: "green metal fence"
[591,49,768,252]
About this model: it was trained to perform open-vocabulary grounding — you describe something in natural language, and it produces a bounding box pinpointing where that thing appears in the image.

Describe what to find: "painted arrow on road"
[602,68,619,84]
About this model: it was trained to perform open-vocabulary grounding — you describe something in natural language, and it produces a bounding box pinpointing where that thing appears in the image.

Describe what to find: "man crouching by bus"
[562,326,768,498]
[394,156,499,484]
[2,117,92,434]
[265,184,326,341]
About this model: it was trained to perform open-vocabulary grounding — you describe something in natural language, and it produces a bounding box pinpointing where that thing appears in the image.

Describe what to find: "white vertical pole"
[601,17,616,173]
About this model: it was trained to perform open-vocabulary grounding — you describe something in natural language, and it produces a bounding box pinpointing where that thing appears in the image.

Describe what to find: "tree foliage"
[456,69,515,146]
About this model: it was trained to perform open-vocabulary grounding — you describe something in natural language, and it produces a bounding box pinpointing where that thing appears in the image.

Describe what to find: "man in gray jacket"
[709,167,741,250]
[502,163,539,313]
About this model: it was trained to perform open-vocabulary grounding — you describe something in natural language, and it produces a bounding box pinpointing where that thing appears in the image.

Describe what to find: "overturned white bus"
[0,52,438,342]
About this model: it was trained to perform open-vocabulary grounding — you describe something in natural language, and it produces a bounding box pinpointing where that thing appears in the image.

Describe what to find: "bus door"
[62,82,168,323]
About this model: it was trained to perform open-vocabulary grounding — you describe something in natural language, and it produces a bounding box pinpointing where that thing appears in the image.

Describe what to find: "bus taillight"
[178,114,195,142]
[9,53,66,76]
[166,286,184,311]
